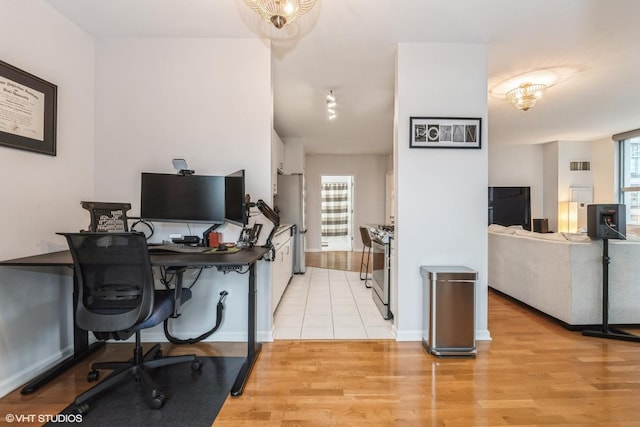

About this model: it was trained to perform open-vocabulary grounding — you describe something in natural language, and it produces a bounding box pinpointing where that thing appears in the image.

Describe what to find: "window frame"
[619,136,640,225]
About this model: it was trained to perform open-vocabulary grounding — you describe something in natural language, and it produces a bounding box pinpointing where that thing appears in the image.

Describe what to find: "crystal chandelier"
[243,0,319,29]
[505,83,548,111]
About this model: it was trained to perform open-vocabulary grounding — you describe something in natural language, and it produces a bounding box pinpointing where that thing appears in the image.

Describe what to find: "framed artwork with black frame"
[0,60,57,156]
[410,116,481,149]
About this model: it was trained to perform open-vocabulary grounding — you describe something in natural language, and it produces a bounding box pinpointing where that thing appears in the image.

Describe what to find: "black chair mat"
[46,356,244,427]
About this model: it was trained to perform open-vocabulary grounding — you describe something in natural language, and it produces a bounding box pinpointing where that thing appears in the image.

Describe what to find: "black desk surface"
[0,247,269,268]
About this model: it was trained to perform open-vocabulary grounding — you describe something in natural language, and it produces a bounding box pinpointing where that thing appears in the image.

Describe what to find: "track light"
[326,91,336,103]
[326,90,337,119]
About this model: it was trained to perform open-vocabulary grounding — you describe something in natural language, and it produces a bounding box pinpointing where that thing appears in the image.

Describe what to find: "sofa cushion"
[562,233,592,243]
[488,224,507,233]
[514,229,568,241]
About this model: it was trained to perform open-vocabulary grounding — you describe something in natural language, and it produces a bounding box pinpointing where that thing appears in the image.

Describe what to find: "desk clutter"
[147,239,240,254]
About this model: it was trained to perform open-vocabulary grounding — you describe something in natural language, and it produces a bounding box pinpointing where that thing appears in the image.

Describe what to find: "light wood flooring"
[305,250,370,273]
[2,252,640,425]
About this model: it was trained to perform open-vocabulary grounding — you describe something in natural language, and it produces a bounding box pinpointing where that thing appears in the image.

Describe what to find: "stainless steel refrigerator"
[275,174,306,273]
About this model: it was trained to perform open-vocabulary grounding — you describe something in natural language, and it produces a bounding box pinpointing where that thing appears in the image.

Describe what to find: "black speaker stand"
[582,238,640,342]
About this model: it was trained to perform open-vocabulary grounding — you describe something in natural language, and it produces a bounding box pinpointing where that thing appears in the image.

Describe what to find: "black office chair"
[359,226,372,288]
[59,232,202,415]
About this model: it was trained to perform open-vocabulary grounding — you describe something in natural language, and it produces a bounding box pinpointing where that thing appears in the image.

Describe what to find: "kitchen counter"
[275,223,294,236]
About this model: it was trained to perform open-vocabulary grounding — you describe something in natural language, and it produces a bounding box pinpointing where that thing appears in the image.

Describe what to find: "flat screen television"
[225,169,247,227]
[488,186,531,230]
[140,173,224,224]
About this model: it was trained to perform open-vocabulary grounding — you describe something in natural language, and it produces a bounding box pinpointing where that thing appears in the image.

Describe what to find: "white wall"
[0,9,274,397]
[489,138,617,231]
[557,141,594,203]
[592,136,617,203]
[488,143,544,219]
[395,43,489,341]
[543,142,560,230]
[92,37,274,343]
[0,1,95,397]
[305,154,388,252]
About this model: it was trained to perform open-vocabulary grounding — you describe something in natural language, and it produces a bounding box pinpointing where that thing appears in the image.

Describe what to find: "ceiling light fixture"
[243,0,319,29]
[326,90,337,120]
[505,82,548,111]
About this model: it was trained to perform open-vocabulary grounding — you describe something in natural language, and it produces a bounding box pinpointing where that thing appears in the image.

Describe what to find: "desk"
[0,247,268,396]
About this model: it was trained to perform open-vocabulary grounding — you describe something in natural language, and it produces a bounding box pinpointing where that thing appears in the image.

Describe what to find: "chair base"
[74,336,201,414]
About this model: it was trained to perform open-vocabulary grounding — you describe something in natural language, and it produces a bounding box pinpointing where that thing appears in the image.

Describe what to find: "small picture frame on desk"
[0,60,57,156]
[410,116,481,149]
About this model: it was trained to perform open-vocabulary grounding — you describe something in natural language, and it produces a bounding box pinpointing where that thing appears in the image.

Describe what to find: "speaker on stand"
[582,204,640,342]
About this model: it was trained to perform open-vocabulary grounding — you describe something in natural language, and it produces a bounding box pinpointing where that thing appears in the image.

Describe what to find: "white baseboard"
[394,329,422,341]
[476,329,492,341]
[0,347,72,399]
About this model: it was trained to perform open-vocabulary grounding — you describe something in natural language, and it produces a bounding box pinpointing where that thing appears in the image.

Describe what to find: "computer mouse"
[217,244,228,251]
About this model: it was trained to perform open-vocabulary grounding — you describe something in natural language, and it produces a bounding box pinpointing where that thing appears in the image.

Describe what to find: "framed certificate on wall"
[0,60,57,156]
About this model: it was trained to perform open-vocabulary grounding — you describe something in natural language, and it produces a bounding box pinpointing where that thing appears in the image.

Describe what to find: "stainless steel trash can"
[420,266,477,357]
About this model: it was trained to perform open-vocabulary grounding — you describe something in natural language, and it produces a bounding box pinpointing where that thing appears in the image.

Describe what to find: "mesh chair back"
[359,226,372,247]
[60,232,154,333]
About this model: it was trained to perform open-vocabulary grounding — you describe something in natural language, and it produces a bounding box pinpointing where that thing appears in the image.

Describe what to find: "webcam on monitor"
[587,204,626,240]
[172,158,194,176]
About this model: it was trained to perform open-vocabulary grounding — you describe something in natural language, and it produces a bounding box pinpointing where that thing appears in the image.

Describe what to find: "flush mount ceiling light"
[243,0,319,29]
[326,90,337,120]
[505,82,548,111]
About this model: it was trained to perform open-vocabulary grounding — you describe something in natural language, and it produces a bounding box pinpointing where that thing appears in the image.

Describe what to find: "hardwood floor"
[3,252,640,425]
[305,250,369,273]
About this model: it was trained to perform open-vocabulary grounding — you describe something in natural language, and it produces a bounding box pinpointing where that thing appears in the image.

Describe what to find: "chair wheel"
[191,359,203,372]
[76,403,89,415]
[87,370,100,382]
[150,393,167,409]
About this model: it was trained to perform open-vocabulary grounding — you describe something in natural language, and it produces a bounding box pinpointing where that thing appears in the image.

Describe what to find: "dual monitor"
[140,169,246,226]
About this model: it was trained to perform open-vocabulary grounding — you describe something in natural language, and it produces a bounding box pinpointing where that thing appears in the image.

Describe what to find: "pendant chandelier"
[505,82,548,111]
[243,0,319,29]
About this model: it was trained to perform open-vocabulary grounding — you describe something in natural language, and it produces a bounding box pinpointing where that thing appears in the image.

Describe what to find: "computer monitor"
[488,186,532,230]
[225,169,247,227]
[140,173,224,224]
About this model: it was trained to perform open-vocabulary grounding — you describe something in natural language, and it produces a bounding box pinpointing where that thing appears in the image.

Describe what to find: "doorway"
[320,175,353,251]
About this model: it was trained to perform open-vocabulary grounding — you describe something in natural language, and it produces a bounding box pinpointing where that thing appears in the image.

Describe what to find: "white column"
[394,43,490,341]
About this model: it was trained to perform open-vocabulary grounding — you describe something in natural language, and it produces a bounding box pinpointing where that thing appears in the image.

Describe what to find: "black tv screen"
[140,173,224,224]
[488,186,531,230]
[225,169,247,226]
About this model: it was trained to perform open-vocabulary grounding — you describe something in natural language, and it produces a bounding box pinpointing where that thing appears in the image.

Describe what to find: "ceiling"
[45,0,640,155]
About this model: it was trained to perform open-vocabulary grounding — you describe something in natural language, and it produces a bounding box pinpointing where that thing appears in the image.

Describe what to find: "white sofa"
[488,224,640,326]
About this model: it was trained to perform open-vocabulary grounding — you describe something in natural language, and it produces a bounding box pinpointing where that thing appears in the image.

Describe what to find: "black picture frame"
[410,116,481,149]
[0,60,57,156]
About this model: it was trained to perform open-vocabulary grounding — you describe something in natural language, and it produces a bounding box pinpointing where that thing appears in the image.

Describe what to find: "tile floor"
[273,267,394,339]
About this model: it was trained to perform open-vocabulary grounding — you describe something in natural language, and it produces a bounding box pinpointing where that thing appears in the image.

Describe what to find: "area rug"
[46,356,243,427]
